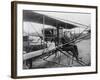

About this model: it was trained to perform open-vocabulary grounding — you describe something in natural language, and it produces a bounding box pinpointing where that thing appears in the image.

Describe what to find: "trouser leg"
[64,45,79,60]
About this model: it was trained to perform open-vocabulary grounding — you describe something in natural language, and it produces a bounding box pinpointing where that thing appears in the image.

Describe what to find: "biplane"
[23,10,91,69]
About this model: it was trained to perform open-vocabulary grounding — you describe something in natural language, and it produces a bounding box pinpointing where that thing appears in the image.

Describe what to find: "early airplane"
[23,10,90,69]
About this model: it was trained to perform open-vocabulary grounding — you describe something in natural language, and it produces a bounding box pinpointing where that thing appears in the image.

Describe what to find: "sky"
[23,10,91,35]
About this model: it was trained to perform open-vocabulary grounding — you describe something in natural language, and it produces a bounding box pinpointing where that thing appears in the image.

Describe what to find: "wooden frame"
[11,1,98,78]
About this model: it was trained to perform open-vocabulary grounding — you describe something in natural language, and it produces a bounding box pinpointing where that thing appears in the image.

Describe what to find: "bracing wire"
[24,13,90,66]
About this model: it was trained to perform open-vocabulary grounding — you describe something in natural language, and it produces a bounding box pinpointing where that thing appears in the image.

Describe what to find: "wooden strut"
[39,32,90,66]
[24,20,90,68]
[58,48,88,66]
[39,47,88,66]
[24,33,89,68]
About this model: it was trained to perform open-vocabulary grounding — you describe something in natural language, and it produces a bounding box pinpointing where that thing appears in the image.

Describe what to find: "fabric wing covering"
[23,10,78,29]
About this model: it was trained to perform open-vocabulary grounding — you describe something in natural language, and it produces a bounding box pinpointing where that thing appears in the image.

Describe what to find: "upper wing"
[23,10,78,29]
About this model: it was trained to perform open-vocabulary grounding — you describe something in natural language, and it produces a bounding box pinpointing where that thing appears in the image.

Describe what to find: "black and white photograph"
[11,1,97,78]
[23,10,91,69]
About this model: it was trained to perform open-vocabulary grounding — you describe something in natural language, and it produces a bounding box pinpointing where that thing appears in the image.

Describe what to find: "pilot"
[61,31,79,61]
